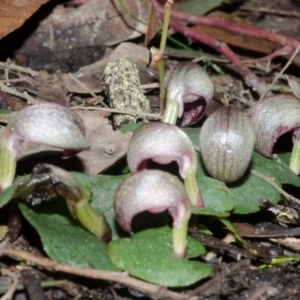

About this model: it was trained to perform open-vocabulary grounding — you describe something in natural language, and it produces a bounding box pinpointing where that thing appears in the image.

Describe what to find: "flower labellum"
[164,62,214,127]
[114,169,191,258]
[0,103,88,190]
[248,94,300,174]
[127,122,203,207]
[200,106,255,182]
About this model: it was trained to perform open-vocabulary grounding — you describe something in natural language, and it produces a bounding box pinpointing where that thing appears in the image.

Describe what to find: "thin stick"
[0,61,39,77]
[259,46,300,100]
[0,81,39,104]
[71,106,162,119]
[240,5,300,19]
[0,268,19,300]
[141,83,159,89]
[68,73,109,108]
[0,280,67,294]
[3,248,191,300]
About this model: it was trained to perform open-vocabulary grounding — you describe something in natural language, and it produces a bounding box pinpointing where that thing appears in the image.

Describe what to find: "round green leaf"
[252,151,300,187]
[108,227,212,287]
[19,201,117,271]
[199,176,234,212]
[192,207,230,218]
[228,166,281,214]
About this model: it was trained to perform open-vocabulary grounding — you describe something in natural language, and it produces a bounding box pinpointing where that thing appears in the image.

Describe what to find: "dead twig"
[71,106,162,119]
[0,268,19,300]
[0,61,39,78]
[68,73,109,108]
[188,259,250,298]
[240,5,300,19]
[3,248,191,300]
[0,81,39,104]
[259,46,300,100]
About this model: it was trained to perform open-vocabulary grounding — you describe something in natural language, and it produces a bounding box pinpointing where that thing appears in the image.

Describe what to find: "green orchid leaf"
[19,200,117,271]
[228,166,281,214]
[252,151,300,187]
[108,227,212,287]
[87,174,130,240]
[192,207,230,218]
[198,175,234,212]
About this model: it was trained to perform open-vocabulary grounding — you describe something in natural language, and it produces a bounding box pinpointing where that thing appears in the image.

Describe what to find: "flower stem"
[162,100,179,124]
[151,1,173,115]
[75,200,112,242]
[184,168,204,207]
[172,216,189,258]
[0,143,16,191]
[159,0,173,53]
[290,142,300,174]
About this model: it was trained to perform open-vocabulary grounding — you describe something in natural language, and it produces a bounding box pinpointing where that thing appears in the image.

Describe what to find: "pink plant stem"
[154,1,300,58]
[168,18,269,96]
[246,45,293,63]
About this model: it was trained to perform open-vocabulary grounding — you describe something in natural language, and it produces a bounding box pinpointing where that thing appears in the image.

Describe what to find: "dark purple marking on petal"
[178,97,207,127]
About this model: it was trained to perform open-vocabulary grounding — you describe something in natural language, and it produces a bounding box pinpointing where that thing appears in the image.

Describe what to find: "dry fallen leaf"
[15,0,150,60]
[144,2,162,46]
[74,109,132,174]
[0,0,49,40]
[194,11,279,55]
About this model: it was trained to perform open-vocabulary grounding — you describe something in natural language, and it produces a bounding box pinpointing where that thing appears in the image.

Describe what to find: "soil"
[1,0,300,299]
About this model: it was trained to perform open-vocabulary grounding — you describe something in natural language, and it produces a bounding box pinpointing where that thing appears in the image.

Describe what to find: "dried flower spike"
[200,106,255,182]
[16,163,111,242]
[127,122,203,207]
[114,169,191,258]
[163,62,214,127]
[248,94,300,174]
[0,103,88,190]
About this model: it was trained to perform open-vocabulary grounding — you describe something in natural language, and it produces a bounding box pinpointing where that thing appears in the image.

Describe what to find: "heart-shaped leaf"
[228,165,281,214]
[252,151,300,187]
[108,227,212,287]
[19,200,117,271]
[198,175,234,212]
